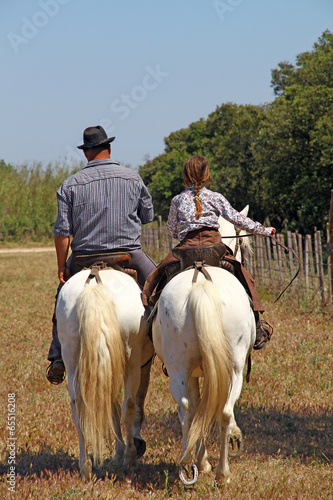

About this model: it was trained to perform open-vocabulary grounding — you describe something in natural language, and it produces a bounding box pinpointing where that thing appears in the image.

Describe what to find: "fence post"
[158,215,163,251]
[327,223,332,309]
[329,190,333,311]
[297,233,304,280]
[305,235,311,294]
[314,230,325,305]
[256,235,264,282]
[287,231,295,290]
[265,237,273,285]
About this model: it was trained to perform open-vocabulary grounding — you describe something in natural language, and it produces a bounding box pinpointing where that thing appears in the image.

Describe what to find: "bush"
[0,160,81,242]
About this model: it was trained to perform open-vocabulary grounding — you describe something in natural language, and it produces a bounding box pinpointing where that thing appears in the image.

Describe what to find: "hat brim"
[77,136,115,150]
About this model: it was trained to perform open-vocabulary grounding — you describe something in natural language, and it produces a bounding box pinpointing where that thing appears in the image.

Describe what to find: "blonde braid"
[194,183,203,219]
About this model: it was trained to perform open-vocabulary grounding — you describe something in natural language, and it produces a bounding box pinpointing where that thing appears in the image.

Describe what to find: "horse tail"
[185,279,232,458]
[75,282,125,465]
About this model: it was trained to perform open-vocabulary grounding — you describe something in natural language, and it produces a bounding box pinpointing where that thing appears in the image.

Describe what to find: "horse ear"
[240,205,249,217]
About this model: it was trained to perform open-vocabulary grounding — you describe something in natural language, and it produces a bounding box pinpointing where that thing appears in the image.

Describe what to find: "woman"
[142,155,275,350]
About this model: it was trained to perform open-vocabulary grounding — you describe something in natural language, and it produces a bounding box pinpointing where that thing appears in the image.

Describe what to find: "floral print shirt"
[166,186,271,241]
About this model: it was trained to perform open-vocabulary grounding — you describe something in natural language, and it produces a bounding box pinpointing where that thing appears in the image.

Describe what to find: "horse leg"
[70,398,92,480]
[228,419,243,458]
[168,370,200,485]
[133,357,152,458]
[168,369,192,463]
[61,339,92,480]
[66,367,92,480]
[190,378,212,474]
[113,400,125,465]
[122,347,142,467]
[196,439,211,473]
[216,369,243,485]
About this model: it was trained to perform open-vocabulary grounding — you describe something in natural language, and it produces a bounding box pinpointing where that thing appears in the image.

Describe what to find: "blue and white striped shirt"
[54,159,154,252]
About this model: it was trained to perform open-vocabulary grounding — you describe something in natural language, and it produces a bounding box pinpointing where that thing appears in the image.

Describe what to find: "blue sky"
[1,0,333,170]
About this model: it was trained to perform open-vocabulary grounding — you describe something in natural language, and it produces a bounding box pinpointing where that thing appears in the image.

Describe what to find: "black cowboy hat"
[77,126,115,149]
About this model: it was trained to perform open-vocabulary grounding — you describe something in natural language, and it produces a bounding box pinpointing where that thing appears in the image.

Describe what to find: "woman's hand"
[267,227,276,235]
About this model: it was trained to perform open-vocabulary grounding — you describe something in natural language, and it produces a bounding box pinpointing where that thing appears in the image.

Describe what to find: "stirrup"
[46,359,66,385]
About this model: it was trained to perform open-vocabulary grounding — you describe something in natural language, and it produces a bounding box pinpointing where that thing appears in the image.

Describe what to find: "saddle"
[165,244,227,279]
[74,252,138,281]
[148,242,229,334]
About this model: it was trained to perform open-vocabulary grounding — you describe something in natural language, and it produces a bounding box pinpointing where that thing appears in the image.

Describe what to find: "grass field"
[0,249,332,499]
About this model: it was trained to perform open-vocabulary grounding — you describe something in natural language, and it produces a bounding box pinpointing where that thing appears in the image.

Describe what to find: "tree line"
[0,31,332,242]
[138,30,333,235]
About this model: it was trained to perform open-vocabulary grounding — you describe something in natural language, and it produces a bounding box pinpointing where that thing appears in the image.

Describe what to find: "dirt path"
[0,247,55,254]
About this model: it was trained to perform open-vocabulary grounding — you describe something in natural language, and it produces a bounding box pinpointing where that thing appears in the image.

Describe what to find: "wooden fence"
[240,230,331,307]
[142,191,333,310]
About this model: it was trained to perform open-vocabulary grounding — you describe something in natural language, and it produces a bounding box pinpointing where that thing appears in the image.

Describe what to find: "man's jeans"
[47,249,156,362]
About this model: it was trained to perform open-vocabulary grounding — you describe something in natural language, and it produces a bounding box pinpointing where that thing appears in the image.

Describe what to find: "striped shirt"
[166,186,271,241]
[54,159,154,252]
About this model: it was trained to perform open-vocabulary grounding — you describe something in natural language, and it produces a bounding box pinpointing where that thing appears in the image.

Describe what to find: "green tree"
[140,30,333,234]
[139,121,211,219]
[139,103,266,221]
[204,103,267,221]
[256,30,333,232]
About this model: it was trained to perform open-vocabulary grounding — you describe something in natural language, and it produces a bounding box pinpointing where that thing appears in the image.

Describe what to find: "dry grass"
[0,250,332,499]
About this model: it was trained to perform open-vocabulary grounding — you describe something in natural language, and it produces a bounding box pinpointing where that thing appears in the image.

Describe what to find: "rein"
[270,236,300,303]
[223,233,300,303]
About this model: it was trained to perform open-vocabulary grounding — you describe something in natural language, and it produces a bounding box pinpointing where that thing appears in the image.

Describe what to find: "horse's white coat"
[56,268,154,478]
[219,204,250,261]
[153,261,255,484]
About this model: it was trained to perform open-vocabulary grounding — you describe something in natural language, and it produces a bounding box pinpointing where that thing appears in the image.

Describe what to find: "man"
[46,126,156,384]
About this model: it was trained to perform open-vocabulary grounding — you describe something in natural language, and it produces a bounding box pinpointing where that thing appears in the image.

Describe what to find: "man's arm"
[55,235,70,284]
[138,182,154,224]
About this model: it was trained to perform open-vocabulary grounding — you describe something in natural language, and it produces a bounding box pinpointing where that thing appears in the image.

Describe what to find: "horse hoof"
[198,460,212,474]
[134,437,146,458]
[214,475,230,487]
[80,459,92,481]
[228,432,243,458]
[179,464,198,485]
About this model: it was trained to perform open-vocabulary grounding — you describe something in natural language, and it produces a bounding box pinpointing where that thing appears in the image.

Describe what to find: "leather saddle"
[165,244,227,279]
[74,252,137,281]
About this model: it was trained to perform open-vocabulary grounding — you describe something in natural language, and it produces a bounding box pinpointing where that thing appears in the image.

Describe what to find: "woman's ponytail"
[194,183,203,219]
[183,156,212,220]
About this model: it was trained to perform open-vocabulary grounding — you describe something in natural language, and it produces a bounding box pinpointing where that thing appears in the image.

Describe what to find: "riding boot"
[253,311,273,350]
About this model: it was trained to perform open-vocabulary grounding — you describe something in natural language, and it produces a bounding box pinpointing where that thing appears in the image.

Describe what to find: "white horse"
[56,268,154,479]
[219,204,252,263]
[152,208,255,486]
